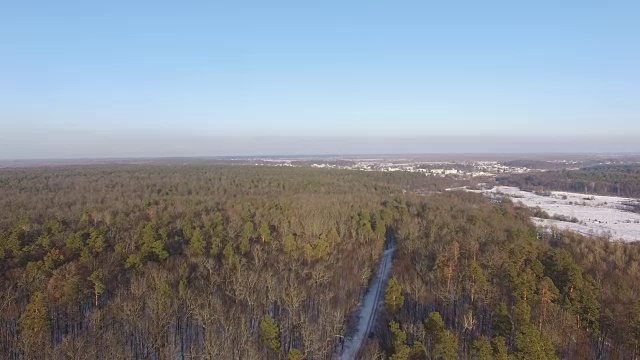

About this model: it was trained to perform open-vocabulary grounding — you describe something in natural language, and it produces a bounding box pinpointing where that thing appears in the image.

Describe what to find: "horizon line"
[2,151,640,163]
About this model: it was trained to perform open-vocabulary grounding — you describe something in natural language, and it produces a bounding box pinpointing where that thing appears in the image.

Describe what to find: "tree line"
[497,164,640,199]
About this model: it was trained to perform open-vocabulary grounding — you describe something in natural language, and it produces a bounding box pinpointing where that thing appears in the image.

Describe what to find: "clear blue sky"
[1,1,639,158]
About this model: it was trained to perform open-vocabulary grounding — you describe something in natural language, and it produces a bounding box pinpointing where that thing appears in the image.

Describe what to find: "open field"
[473,186,640,242]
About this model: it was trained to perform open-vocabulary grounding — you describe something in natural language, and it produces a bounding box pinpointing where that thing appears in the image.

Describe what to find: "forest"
[363,191,640,359]
[497,164,640,199]
[1,164,639,359]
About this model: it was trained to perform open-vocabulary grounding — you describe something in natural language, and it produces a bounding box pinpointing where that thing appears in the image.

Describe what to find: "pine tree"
[513,325,557,360]
[210,235,222,257]
[242,222,254,242]
[537,276,559,329]
[260,314,282,354]
[374,219,386,241]
[240,222,253,254]
[303,243,314,262]
[223,242,237,268]
[390,321,411,360]
[492,303,513,338]
[466,260,488,302]
[140,223,168,261]
[283,233,297,256]
[514,299,532,328]
[43,248,64,271]
[239,236,251,255]
[425,312,458,360]
[313,238,330,260]
[19,291,51,356]
[327,227,341,244]
[385,278,405,314]
[187,228,206,257]
[288,348,305,360]
[425,311,446,336]
[491,336,510,360]
[88,270,106,307]
[88,229,105,254]
[259,222,272,243]
[433,330,458,360]
[65,232,84,253]
[471,337,493,360]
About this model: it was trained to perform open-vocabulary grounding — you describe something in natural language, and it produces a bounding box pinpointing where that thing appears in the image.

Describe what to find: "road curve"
[340,246,396,360]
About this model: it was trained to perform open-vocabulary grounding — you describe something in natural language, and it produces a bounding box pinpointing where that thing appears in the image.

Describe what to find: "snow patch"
[471,186,640,242]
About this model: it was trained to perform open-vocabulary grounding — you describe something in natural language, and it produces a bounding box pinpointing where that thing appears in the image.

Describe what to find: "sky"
[1,1,639,158]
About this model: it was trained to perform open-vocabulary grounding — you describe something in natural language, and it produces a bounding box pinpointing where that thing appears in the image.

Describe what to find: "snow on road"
[340,246,395,360]
[473,186,640,242]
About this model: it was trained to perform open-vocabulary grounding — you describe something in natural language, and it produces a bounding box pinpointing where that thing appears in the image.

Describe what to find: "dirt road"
[340,245,395,359]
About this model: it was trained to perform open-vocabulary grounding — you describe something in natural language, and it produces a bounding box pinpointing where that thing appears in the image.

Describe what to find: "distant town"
[307,160,528,178]
[238,155,638,180]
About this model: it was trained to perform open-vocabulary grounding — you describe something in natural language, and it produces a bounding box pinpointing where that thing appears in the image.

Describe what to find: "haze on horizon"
[2,1,640,159]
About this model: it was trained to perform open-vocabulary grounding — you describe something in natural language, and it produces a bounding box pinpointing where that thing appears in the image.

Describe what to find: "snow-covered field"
[471,186,640,242]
